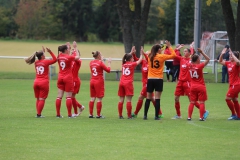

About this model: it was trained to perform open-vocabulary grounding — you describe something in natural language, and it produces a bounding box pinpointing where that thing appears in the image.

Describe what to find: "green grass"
[0,79,239,160]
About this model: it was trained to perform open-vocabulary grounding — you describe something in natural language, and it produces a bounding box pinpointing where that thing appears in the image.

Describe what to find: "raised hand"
[73,41,77,49]
[197,48,203,54]
[46,47,51,53]
[165,40,171,47]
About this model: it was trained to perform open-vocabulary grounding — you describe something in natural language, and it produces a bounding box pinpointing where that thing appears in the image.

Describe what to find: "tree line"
[0,0,238,49]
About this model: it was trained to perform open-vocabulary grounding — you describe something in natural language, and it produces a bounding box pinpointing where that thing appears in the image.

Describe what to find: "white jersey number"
[123,67,130,76]
[189,70,199,79]
[92,67,98,76]
[36,66,44,75]
[60,61,66,70]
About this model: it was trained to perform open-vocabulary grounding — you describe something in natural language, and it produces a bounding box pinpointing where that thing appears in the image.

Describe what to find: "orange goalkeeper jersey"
[148,47,176,79]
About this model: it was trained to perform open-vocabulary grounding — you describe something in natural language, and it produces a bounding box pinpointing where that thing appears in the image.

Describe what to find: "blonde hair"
[25,51,44,65]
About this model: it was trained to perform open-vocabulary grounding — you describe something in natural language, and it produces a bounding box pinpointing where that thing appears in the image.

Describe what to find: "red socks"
[194,101,200,109]
[76,100,82,109]
[175,101,181,116]
[152,100,163,115]
[72,98,78,114]
[37,100,45,115]
[233,101,240,117]
[56,97,62,116]
[134,100,143,115]
[188,103,194,118]
[66,97,72,117]
[36,99,39,114]
[97,102,102,116]
[126,102,132,118]
[199,103,205,119]
[118,102,123,117]
[226,99,236,115]
[89,101,94,116]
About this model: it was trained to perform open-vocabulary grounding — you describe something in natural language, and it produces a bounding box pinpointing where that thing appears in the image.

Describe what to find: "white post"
[175,0,180,45]
[194,0,201,52]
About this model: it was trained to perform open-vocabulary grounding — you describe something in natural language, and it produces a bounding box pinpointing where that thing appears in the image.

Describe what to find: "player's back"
[35,60,50,80]
[58,54,75,78]
[188,63,205,88]
[90,60,106,80]
[120,62,137,82]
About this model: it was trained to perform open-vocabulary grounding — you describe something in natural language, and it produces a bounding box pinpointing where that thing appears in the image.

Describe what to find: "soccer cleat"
[89,115,95,118]
[131,113,137,118]
[158,114,164,118]
[171,115,182,119]
[187,118,192,121]
[68,116,76,118]
[154,117,161,120]
[199,118,205,121]
[128,117,133,119]
[96,115,105,119]
[56,115,63,118]
[143,116,148,120]
[72,113,78,117]
[119,116,124,119]
[79,106,85,115]
[203,110,209,120]
[35,115,45,118]
[234,117,240,120]
[228,115,237,120]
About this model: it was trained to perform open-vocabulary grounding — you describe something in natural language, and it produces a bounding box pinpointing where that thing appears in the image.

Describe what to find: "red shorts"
[90,79,104,98]
[57,77,73,92]
[33,80,49,99]
[118,81,134,97]
[174,81,191,96]
[190,87,208,101]
[226,85,240,98]
[73,78,81,94]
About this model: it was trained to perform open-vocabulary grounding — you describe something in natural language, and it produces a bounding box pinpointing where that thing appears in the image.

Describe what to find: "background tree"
[116,0,152,56]
[207,0,239,50]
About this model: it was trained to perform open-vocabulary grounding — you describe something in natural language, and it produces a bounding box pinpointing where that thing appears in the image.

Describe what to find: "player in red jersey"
[118,47,143,119]
[172,47,209,119]
[25,47,57,118]
[219,49,240,120]
[131,50,163,118]
[89,51,111,118]
[187,48,210,121]
[55,44,80,118]
[69,41,85,117]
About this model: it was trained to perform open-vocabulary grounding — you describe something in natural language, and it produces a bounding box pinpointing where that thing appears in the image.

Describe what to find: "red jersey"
[34,52,57,80]
[90,60,110,80]
[133,53,148,84]
[58,53,75,78]
[120,62,137,82]
[225,61,240,85]
[173,49,181,65]
[71,51,81,81]
[188,63,205,89]
[175,56,191,81]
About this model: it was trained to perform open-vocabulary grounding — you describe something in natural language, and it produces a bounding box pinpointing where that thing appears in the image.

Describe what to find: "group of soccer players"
[25,40,240,121]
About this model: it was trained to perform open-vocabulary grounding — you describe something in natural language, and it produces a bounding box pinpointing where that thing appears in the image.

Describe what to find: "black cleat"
[143,116,148,120]
[89,115,95,118]
[119,116,124,119]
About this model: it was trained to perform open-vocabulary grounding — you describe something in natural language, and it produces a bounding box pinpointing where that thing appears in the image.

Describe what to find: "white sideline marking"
[187,121,237,133]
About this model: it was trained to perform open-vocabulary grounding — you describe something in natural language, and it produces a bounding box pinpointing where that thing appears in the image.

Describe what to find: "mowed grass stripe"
[0,79,239,160]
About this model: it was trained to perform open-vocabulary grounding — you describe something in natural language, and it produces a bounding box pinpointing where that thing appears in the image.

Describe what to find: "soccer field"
[0,79,239,160]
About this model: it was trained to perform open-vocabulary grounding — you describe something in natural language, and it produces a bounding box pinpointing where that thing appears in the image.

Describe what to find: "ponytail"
[25,51,43,65]
[58,45,68,57]
[149,44,161,63]
[122,53,132,64]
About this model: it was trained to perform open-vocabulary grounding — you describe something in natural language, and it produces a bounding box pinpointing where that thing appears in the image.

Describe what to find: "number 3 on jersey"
[151,60,160,68]
[189,70,199,79]
[92,67,98,76]
[122,67,130,75]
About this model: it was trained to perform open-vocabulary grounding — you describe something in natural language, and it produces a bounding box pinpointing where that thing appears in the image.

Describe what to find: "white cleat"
[78,106,85,115]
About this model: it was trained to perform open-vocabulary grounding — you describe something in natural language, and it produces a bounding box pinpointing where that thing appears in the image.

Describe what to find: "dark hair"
[92,51,100,58]
[149,44,161,63]
[191,54,199,63]
[25,51,44,65]
[225,45,230,49]
[186,48,191,53]
[58,45,68,57]
[122,53,132,64]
